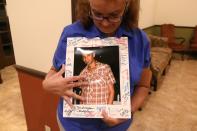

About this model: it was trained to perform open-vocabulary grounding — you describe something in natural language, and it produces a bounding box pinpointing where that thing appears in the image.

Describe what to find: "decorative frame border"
[63,37,131,118]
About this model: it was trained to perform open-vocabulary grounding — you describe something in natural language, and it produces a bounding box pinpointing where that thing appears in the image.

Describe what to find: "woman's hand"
[101,110,128,127]
[42,65,88,107]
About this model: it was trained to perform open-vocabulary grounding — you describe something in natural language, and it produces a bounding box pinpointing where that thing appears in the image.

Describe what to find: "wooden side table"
[0,72,2,84]
[183,48,197,59]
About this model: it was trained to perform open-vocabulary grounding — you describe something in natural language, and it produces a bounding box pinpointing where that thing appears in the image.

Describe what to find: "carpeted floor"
[129,60,197,131]
[0,60,197,131]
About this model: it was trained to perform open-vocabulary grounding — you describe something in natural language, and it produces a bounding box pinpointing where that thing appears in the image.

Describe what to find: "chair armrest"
[175,37,185,44]
[148,35,169,48]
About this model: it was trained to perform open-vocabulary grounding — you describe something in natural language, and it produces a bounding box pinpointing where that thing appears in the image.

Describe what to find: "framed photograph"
[64,37,131,118]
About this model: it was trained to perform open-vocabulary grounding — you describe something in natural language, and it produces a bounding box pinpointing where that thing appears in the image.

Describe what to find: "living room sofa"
[148,35,172,91]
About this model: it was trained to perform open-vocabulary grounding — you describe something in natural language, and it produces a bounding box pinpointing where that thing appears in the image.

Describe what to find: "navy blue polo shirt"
[53,21,150,131]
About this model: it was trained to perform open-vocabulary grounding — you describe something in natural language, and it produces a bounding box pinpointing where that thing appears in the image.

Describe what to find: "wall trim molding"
[154,25,195,29]
[142,25,155,30]
[15,65,46,78]
[143,25,195,30]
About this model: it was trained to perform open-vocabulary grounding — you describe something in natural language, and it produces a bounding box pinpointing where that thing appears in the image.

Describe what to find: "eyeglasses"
[89,2,128,23]
[89,10,124,23]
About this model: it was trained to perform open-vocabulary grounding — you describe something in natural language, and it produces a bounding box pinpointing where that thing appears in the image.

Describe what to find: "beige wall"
[155,0,197,26]
[139,0,156,28]
[6,0,197,72]
[6,0,72,72]
[139,0,197,27]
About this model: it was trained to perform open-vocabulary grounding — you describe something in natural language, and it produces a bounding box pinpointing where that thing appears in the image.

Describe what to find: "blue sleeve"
[52,28,67,71]
[142,32,151,68]
[128,29,151,95]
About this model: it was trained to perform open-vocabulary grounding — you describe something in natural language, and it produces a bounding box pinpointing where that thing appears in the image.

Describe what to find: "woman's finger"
[66,76,86,83]
[101,110,109,119]
[66,81,88,89]
[72,93,85,101]
[63,96,74,108]
[101,110,122,127]
[57,64,65,76]
[64,91,85,101]
[101,110,107,117]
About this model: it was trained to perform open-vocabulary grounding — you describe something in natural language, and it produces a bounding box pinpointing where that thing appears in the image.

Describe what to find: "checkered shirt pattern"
[80,62,115,104]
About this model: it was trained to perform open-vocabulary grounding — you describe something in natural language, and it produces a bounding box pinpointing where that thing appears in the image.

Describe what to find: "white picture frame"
[63,37,131,118]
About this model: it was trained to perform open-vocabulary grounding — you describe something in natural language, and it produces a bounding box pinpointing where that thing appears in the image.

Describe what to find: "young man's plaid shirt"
[80,61,115,104]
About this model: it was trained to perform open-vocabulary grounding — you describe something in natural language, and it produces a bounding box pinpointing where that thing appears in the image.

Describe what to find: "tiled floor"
[0,60,197,131]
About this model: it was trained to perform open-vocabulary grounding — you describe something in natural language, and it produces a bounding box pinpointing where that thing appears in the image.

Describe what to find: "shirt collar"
[86,24,133,38]
[115,25,133,38]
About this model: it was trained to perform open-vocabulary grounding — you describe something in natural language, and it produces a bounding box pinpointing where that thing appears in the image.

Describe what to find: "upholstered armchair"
[148,35,172,91]
[0,72,2,84]
[160,24,187,51]
[190,25,197,49]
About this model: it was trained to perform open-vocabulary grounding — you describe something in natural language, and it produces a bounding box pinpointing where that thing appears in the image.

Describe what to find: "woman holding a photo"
[42,0,152,130]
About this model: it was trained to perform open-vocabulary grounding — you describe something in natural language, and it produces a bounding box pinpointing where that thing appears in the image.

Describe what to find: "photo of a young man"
[73,46,120,105]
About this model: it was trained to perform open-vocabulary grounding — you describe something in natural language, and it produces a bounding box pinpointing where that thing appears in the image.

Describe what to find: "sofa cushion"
[151,47,172,54]
[147,34,172,91]
[151,51,171,78]
[148,35,169,48]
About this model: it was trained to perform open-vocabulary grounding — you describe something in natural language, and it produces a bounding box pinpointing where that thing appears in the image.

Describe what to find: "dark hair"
[75,0,139,30]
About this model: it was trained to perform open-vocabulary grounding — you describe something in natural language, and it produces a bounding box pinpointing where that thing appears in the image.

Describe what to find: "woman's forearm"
[42,67,58,92]
[131,68,152,113]
[131,86,149,113]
